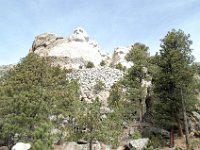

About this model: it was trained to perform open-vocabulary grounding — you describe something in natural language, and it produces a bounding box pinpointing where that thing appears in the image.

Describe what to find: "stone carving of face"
[74,28,83,34]
[70,27,89,42]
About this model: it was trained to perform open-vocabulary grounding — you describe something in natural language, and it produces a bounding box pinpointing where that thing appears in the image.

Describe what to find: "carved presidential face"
[70,27,89,42]
[74,28,84,34]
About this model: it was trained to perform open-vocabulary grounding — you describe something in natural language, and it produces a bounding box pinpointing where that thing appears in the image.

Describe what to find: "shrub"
[100,60,106,66]
[79,65,83,69]
[132,131,141,139]
[93,80,105,94]
[149,134,165,148]
[115,63,126,71]
[85,61,94,68]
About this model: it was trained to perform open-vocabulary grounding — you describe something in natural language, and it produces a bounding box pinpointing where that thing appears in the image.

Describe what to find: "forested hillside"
[0,29,200,150]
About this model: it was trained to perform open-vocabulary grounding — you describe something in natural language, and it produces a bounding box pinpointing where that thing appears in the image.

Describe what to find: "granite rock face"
[0,64,14,77]
[111,46,133,68]
[30,27,110,69]
[29,27,136,70]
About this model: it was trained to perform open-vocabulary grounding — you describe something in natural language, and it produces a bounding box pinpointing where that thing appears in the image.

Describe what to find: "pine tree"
[74,98,123,150]
[0,53,80,149]
[124,43,149,121]
[153,29,197,148]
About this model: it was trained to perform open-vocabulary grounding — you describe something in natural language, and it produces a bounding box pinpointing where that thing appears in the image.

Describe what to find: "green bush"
[100,60,106,66]
[79,65,83,69]
[149,134,165,148]
[115,63,126,71]
[132,131,141,139]
[85,61,95,68]
[93,80,105,94]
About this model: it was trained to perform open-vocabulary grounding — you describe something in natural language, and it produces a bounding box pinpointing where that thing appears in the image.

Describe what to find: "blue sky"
[0,0,200,65]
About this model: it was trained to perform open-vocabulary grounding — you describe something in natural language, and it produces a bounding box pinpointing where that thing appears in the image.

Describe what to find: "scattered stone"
[67,66,124,103]
[62,141,111,150]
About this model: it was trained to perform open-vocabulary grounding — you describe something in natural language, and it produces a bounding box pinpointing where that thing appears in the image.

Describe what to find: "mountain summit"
[30,27,110,69]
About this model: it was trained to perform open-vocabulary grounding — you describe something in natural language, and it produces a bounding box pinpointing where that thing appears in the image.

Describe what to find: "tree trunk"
[89,139,93,150]
[139,99,143,122]
[175,115,184,137]
[169,127,174,148]
[181,88,190,149]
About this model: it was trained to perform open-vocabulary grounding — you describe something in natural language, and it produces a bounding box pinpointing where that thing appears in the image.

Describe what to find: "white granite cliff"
[30,27,110,69]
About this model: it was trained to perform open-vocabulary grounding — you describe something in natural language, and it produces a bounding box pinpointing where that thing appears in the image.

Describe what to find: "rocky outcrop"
[111,46,133,68]
[67,67,123,104]
[129,138,149,150]
[30,33,63,56]
[0,64,14,77]
[190,111,200,137]
[30,27,110,69]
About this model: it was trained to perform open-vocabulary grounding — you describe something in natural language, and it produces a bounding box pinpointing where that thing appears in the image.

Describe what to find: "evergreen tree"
[123,42,149,121]
[0,53,80,149]
[74,98,123,150]
[153,29,197,148]
[108,83,123,108]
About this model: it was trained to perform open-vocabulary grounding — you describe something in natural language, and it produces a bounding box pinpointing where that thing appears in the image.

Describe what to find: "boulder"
[192,111,200,121]
[11,142,31,150]
[129,138,149,150]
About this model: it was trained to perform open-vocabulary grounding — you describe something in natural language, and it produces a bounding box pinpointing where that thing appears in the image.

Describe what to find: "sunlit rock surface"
[30,27,109,69]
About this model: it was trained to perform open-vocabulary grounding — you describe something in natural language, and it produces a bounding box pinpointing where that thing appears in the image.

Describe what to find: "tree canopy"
[123,43,150,121]
[153,29,197,147]
[0,53,80,149]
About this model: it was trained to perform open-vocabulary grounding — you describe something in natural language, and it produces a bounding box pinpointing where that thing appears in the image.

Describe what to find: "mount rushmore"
[29,27,132,69]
